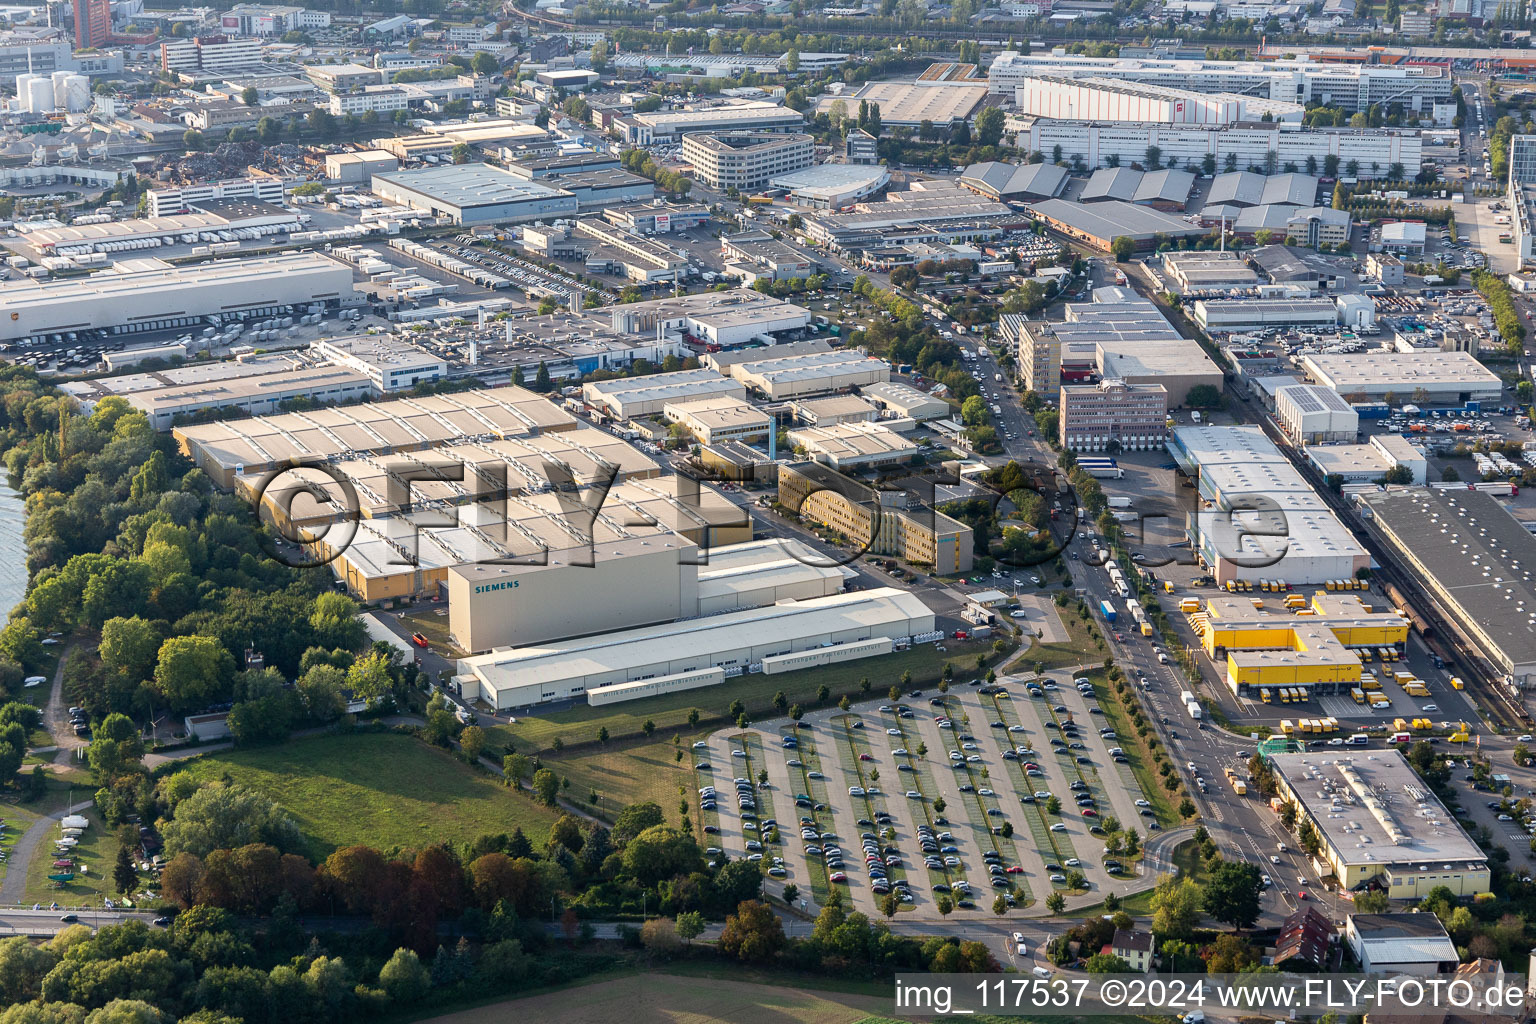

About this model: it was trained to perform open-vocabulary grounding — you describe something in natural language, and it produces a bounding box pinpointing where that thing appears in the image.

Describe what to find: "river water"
[0,481,26,617]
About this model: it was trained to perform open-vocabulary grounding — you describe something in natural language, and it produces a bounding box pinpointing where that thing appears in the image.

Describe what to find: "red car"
[830,872,848,883]
[1006,865,1024,874]
[859,753,874,762]
[1082,809,1098,817]
[1297,890,1309,900]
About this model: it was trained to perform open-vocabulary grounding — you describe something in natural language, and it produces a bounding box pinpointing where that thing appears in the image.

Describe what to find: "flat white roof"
[1302,351,1502,392]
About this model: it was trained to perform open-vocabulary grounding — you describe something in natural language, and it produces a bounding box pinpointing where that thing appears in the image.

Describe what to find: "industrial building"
[583,369,746,420]
[324,150,400,185]
[453,585,935,709]
[608,291,812,349]
[369,165,578,225]
[1300,352,1503,405]
[1160,251,1260,293]
[770,164,892,209]
[1306,435,1427,485]
[1015,75,1251,125]
[1195,592,1407,697]
[1079,167,1196,210]
[1275,384,1360,444]
[1058,379,1169,452]
[726,347,891,400]
[1205,170,1320,209]
[1030,199,1207,251]
[571,219,687,283]
[1193,298,1341,331]
[145,176,291,217]
[681,132,815,192]
[1345,915,1460,974]
[957,161,1070,202]
[720,232,821,284]
[987,50,1454,113]
[22,203,304,255]
[662,395,773,444]
[785,421,918,470]
[789,395,878,427]
[0,253,356,345]
[311,336,446,393]
[1363,489,1536,690]
[617,102,806,145]
[127,366,376,431]
[1267,750,1489,898]
[860,381,951,422]
[174,385,577,489]
[778,461,973,574]
[1011,122,1420,181]
[812,81,988,129]
[1169,425,1369,585]
[802,186,1016,250]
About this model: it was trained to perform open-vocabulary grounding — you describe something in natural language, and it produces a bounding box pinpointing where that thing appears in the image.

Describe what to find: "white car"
[1134,799,1151,807]
[1421,704,1439,712]
[1050,823,1066,832]
[1270,855,1281,864]
[1327,737,1345,746]
[1521,735,1534,743]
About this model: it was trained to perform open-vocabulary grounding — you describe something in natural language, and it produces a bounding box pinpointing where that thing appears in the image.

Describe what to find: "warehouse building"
[770,164,892,209]
[726,347,891,400]
[1196,592,1407,697]
[583,369,746,420]
[1306,434,1427,485]
[1267,750,1489,898]
[448,533,833,654]
[1169,425,1369,585]
[786,421,917,470]
[662,395,773,444]
[1160,251,1260,292]
[1058,379,1168,452]
[1080,167,1195,210]
[789,394,878,427]
[1275,383,1360,444]
[1204,170,1320,209]
[608,291,812,349]
[1363,488,1536,690]
[174,385,576,489]
[802,186,1016,250]
[128,366,375,431]
[617,102,806,145]
[1300,352,1503,405]
[1030,199,1207,251]
[453,586,935,709]
[312,336,446,393]
[0,252,356,344]
[1015,75,1247,125]
[324,150,399,184]
[681,131,815,192]
[315,473,752,605]
[778,461,973,574]
[1345,915,1459,974]
[860,380,951,421]
[25,203,303,255]
[1194,298,1340,331]
[370,165,577,225]
[957,160,1069,202]
[812,81,987,129]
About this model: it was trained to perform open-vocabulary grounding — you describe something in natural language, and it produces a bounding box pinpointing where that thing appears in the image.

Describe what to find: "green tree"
[378,948,430,1003]
[1203,860,1264,930]
[1111,236,1135,262]
[152,635,234,712]
[532,768,559,806]
[1045,891,1065,914]
[1150,875,1202,939]
[241,86,259,106]
[976,106,1006,148]
[113,846,136,895]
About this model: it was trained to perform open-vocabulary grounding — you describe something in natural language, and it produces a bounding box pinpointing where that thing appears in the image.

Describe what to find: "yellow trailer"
[1280,719,1295,735]
[1351,688,1366,705]
[1361,677,1382,691]
[1284,594,1306,609]
[1451,677,1465,690]
[1164,580,1175,594]
[1180,597,1200,613]
[1140,622,1154,637]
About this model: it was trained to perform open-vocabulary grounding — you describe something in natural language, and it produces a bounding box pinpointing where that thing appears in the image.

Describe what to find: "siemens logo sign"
[473,581,521,594]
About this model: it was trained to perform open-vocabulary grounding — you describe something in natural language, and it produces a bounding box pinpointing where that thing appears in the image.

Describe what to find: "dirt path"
[41,644,85,768]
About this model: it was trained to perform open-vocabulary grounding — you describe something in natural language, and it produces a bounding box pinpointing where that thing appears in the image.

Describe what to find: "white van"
[1032,966,1053,979]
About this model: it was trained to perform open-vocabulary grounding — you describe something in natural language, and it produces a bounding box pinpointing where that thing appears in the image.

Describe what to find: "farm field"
[174,732,560,857]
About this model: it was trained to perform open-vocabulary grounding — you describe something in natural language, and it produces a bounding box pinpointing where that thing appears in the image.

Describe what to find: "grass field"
[538,731,711,828]
[1019,604,1107,672]
[23,807,116,907]
[174,732,561,858]
[0,800,41,889]
[488,639,1007,756]
[1078,837,1207,917]
[421,971,890,1024]
[1086,671,1181,829]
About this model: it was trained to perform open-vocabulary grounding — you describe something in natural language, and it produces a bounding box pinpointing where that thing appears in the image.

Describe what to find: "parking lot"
[701,665,1164,920]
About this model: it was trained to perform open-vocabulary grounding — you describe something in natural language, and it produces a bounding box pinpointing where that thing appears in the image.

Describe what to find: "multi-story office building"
[1058,379,1169,452]
[777,462,974,575]
[682,132,815,192]
[1509,135,1536,187]
[72,0,111,48]
[1001,313,1061,394]
[161,35,263,76]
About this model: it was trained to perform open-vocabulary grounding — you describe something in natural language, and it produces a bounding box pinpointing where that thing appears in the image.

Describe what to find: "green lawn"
[537,731,710,828]
[23,807,117,907]
[174,732,561,858]
[488,639,1008,756]
[1077,838,1207,918]
[1086,671,1182,829]
[1019,603,1109,671]
[0,799,41,890]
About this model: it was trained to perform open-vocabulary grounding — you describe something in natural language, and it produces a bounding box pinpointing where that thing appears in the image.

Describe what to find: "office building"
[311,336,446,393]
[1268,751,1488,898]
[73,0,111,48]
[682,132,814,192]
[617,102,805,145]
[1169,425,1369,584]
[1363,488,1536,690]
[1510,135,1536,187]
[161,35,263,75]
[662,395,773,444]
[1058,379,1168,452]
[453,586,934,709]
[778,461,974,574]
[370,165,577,226]
[145,176,290,217]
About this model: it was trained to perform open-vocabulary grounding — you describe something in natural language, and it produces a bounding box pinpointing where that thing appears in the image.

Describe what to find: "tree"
[472,50,501,75]
[1085,952,1135,972]
[640,916,681,953]
[459,725,487,762]
[719,900,785,961]
[344,652,394,709]
[1045,891,1065,914]
[676,910,705,944]
[976,107,1006,148]
[1186,384,1222,409]
[1111,236,1135,262]
[450,142,472,165]
[152,636,234,712]
[1150,875,1202,939]
[1204,860,1263,930]
[113,846,136,895]
[182,130,205,151]
[378,948,430,1003]
[241,86,258,106]
[161,783,301,858]
[532,768,560,806]
[621,825,700,886]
